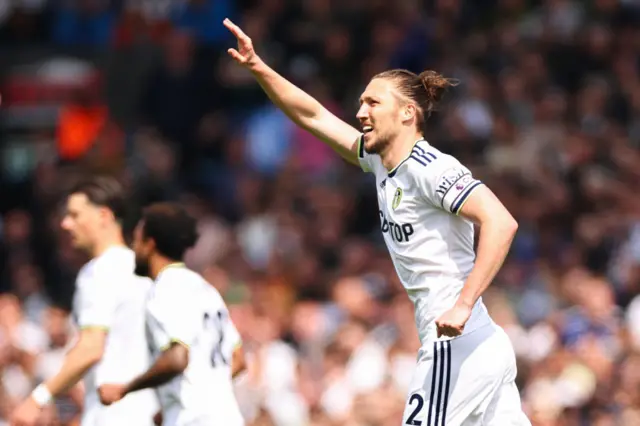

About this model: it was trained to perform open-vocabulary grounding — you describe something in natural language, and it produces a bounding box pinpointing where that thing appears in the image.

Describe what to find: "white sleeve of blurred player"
[74,259,122,331]
[218,300,241,355]
[147,271,201,351]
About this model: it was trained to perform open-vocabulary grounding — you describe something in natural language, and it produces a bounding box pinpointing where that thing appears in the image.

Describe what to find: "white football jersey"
[145,265,244,426]
[358,136,492,345]
[72,246,158,426]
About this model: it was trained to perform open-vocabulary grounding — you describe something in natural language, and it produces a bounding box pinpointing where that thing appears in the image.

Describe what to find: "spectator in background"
[139,29,209,171]
[0,0,49,45]
[170,0,235,46]
[52,0,116,46]
[57,85,123,166]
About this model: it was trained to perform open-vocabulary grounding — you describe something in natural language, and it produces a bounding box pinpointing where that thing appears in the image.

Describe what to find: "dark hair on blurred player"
[61,176,128,255]
[99,202,246,425]
[132,203,199,278]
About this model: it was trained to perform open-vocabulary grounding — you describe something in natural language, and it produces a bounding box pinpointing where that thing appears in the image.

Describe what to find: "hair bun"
[418,70,459,106]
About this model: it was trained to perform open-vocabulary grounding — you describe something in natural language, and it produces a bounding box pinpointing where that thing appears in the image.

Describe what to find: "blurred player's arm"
[223,18,361,165]
[127,341,189,394]
[43,328,107,397]
[39,271,117,398]
[100,289,198,405]
[99,342,188,405]
[456,185,518,309]
[11,270,117,426]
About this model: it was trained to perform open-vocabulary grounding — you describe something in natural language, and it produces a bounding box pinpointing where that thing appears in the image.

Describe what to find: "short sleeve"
[147,283,200,351]
[417,161,483,215]
[356,134,375,173]
[74,267,120,330]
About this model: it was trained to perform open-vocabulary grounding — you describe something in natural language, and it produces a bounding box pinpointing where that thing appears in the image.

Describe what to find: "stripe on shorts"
[428,341,451,426]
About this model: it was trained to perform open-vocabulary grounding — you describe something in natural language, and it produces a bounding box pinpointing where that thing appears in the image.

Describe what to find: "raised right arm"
[224,18,361,165]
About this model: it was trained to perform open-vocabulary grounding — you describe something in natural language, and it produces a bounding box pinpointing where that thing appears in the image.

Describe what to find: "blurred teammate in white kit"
[98,202,246,426]
[11,176,158,426]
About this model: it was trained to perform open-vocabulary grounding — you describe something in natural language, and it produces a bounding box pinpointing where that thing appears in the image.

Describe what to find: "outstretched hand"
[223,18,260,69]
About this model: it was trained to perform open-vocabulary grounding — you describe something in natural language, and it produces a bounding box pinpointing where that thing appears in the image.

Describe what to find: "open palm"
[223,18,259,68]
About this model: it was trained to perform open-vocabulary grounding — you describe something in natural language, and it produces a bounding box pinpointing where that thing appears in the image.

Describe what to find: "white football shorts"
[402,322,531,426]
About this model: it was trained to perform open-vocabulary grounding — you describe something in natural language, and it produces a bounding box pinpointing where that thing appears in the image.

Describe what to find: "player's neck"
[149,255,184,280]
[381,131,424,172]
[91,233,127,258]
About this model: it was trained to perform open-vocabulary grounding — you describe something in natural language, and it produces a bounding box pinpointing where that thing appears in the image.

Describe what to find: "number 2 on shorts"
[406,393,424,425]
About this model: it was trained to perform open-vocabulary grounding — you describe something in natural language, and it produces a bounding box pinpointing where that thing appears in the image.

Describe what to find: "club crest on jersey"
[392,188,403,210]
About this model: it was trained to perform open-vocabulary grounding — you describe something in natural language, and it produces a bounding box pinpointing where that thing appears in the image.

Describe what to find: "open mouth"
[362,125,373,134]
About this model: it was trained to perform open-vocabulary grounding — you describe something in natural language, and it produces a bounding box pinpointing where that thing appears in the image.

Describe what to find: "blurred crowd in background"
[1,0,640,425]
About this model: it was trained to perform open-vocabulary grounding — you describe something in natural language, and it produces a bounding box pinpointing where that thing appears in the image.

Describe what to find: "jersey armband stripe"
[160,338,190,352]
[439,173,471,209]
[80,325,110,332]
[357,135,372,173]
[451,182,482,215]
[357,135,365,159]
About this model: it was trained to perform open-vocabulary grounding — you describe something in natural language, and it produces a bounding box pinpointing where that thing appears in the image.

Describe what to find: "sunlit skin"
[60,193,102,252]
[60,193,124,258]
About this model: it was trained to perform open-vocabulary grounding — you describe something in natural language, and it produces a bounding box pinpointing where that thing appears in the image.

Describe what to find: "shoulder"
[158,267,200,283]
[76,260,94,281]
[403,141,463,181]
[155,268,203,298]
[205,284,227,309]
[94,247,135,275]
[77,249,133,290]
[134,275,154,292]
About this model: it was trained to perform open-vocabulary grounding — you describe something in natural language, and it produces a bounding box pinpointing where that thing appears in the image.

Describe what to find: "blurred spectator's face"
[44,307,69,346]
[0,295,22,328]
[11,263,42,298]
[357,77,406,155]
[3,210,32,246]
[132,221,153,277]
[165,31,194,72]
[332,277,375,322]
[60,193,103,253]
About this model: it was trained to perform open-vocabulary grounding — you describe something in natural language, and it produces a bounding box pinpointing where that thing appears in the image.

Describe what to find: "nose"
[61,217,72,231]
[356,104,368,121]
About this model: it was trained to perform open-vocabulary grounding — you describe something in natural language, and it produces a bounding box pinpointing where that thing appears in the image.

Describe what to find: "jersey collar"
[157,262,186,277]
[387,138,427,178]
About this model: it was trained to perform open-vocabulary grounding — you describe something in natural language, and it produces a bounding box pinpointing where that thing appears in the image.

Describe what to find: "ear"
[98,206,115,224]
[147,237,157,252]
[401,103,418,122]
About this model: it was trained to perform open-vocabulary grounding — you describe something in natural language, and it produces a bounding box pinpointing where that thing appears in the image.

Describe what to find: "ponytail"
[418,70,459,116]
